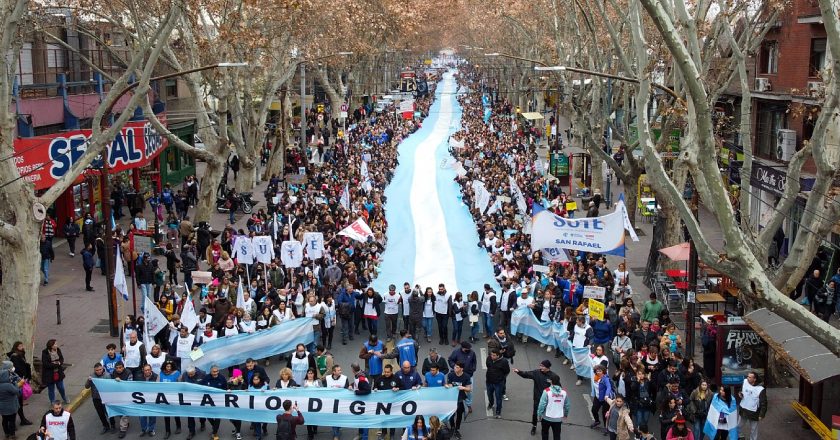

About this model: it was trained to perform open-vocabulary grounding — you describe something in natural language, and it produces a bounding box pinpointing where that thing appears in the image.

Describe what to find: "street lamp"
[101,61,246,336]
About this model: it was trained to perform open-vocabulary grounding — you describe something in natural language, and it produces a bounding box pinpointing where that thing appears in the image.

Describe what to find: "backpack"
[275,415,292,440]
[338,301,352,318]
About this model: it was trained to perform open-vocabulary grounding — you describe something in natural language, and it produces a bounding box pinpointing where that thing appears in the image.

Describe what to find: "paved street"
[16,150,813,440]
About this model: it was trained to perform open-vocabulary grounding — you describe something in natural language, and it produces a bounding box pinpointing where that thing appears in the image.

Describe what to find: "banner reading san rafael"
[94,380,458,428]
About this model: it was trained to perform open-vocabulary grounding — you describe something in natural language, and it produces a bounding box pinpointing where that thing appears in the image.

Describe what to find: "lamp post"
[101,61,246,335]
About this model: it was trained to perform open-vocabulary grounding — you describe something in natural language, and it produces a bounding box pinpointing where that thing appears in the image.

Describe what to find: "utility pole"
[686,180,699,357]
[300,63,306,145]
[101,159,119,337]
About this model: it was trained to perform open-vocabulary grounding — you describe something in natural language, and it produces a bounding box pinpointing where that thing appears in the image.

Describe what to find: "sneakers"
[546,346,552,352]
[149,431,156,437]
[590,421,600,429]
[503,395,509,401]
[235,433,242,440]
[530,426,536,436]
[69,252,75,257]
[570,365,575,370]
[562,359,570,365]
[576,379,582,386]
[495,414,501,419]
[539,343,546,348]
[487,403,494,410]
[140,432,147,437]
[100,427,110,434]
[118,432,126,439]
[454,430,463,439]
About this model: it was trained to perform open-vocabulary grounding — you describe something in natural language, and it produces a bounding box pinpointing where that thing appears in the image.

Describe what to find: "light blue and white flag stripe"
[510,308,593,379]
[704,395,739,440]
[192,318,315,371]
[93,380,458,428]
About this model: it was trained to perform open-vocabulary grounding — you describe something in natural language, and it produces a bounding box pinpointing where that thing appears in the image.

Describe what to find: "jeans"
[435,313,449,342]
[633,408,651,431]
[407,318,420,341]
[229,210,236,225]
[331,427,342,439]
[84,267,93,289]
[366,317,379,335]
[482,312,494,335]
[469,321,480,340]
[451,317,463,342]
[47,381,68,403]
[422,317,434,339]
[140,416,157,432]
[140,283,154,304]
[184,271,193,290]
[308,330,321,353]
[486,381,504,415]
[67,237,76,254]
[340,316,353,342]
[41,258,50,283]
[540,419,562,440]
[693,420,705,439]
[358,428,369,440]
[253,422,268,439]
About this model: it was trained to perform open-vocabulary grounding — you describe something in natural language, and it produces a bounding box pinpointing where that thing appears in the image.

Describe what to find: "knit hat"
[675,416,686,424]
[0,361,12,371]
[540,359,552,369]
[460,341,472,349]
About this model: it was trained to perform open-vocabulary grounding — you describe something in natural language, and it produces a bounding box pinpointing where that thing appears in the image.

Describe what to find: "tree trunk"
[195,161,224,223]
[624,171,641,225]
[0,222,42,361]
[237,161,257,192]
[263,91,289,180]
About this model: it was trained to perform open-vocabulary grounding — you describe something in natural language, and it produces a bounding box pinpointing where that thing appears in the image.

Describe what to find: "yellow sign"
[316,104,325,113]
[565,201,577,212]
[424,59,432,65]
[337,130,344,139]
[515,106,521,113]
[589,299,605,321]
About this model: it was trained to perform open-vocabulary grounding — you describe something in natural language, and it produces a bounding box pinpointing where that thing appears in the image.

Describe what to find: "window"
[46,43,65,68]
[755,105,785,157]
[759,41,779,74]
[809,38,827,77]
[165,79,178,97]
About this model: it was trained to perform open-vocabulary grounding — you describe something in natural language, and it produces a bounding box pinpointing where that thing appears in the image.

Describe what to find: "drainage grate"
[630,267,647,276]
[89,319,111,334]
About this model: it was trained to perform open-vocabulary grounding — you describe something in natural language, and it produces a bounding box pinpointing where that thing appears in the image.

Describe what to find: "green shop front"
[159,120,197,185]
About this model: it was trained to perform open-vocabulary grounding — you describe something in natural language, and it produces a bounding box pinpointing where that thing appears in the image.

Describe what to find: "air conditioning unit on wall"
[776,129,797,161]
[755,77,772,92]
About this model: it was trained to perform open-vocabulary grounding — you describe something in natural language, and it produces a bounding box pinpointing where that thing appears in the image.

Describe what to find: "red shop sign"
[14,115,169,190]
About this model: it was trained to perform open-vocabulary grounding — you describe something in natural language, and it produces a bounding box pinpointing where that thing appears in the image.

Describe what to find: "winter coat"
[605,400,635,440]
[0,369,20,416]
[447,349,477,375]
[591,319,613,345]
[516,368,556,399]
[40,348,64,385]
[485,356,510,384]
[685,388,713,424]
[7,350,31,380]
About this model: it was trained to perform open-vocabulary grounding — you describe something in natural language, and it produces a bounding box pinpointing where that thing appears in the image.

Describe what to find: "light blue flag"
[192,318,315,371]
[511,308,592,380]
[704,394,739,440]
[93,380,459,428]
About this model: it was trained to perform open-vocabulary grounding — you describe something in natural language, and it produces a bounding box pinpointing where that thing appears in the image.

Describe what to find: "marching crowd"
[2,66,772,440]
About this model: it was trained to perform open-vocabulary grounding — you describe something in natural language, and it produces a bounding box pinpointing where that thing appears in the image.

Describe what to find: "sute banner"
[531,207,626,256]
[14,115,169,190]
[94,380,458,428]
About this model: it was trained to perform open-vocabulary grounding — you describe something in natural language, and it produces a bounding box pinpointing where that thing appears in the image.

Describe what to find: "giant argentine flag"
[511,308,592,379]
[531,206,627,256]
[704,395,739,440]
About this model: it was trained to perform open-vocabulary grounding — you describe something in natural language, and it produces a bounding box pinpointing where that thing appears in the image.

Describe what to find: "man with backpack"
[275,400,304,440]
[336,285,355,345]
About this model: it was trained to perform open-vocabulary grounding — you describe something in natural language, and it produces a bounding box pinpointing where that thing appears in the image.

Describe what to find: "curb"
[66,388,90,412]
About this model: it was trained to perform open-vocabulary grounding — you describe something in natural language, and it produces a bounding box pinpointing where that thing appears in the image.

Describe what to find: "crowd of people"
[3,65,776,440]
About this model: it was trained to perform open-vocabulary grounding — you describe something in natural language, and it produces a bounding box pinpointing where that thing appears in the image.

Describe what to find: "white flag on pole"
[338,218,374,243]
[302,232,325,260]
[114,246,130,301]
[280,241,304,268]
[252,236,275,264]
[340,184,350,211]
[180,293,199,332]
[232,236,255,265]
[236,276,246,309]
[143,295,169,348]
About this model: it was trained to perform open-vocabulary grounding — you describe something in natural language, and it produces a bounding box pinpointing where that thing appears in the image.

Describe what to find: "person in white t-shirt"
[434,284,452,345]
[383,285,402,342]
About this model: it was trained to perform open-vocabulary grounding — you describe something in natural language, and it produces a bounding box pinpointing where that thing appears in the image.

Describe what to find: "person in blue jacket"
[199,365,227,439]
[336,285,355,345]
[591,318,613,347]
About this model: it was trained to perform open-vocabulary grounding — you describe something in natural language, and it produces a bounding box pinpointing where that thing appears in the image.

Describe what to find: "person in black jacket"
[513,360,559,436]
[136,256,155,307]
[485,350,510,418]
[421,348,449,375]
[81,244,95,291]
[63,217,80,257]
[199,365,227,439]
[39,236,54,285]
[351,363,371,440]
[95,232,107,275]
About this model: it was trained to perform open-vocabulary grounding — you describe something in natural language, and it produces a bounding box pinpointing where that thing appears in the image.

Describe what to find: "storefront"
[15,115,169,234]
[160,120,197,186]
[747,161,812,258]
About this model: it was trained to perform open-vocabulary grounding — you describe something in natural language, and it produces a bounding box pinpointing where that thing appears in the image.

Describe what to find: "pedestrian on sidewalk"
[40,340,68,404]
[6,342,32,427]
[82,244,95,291]
[737,372,767,440]
[63,217,80,257]
[0,361,21,440]
[39,236,54,286]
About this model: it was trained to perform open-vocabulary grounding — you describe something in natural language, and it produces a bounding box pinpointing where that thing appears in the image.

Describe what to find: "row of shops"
[13,114,197,235]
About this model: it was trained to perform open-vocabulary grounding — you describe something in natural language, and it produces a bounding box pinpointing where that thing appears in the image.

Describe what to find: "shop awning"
[520,112,544,120]
[743,308,840,383]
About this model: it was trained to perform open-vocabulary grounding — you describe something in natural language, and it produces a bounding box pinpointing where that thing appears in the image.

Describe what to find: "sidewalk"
[25,161,273,420]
